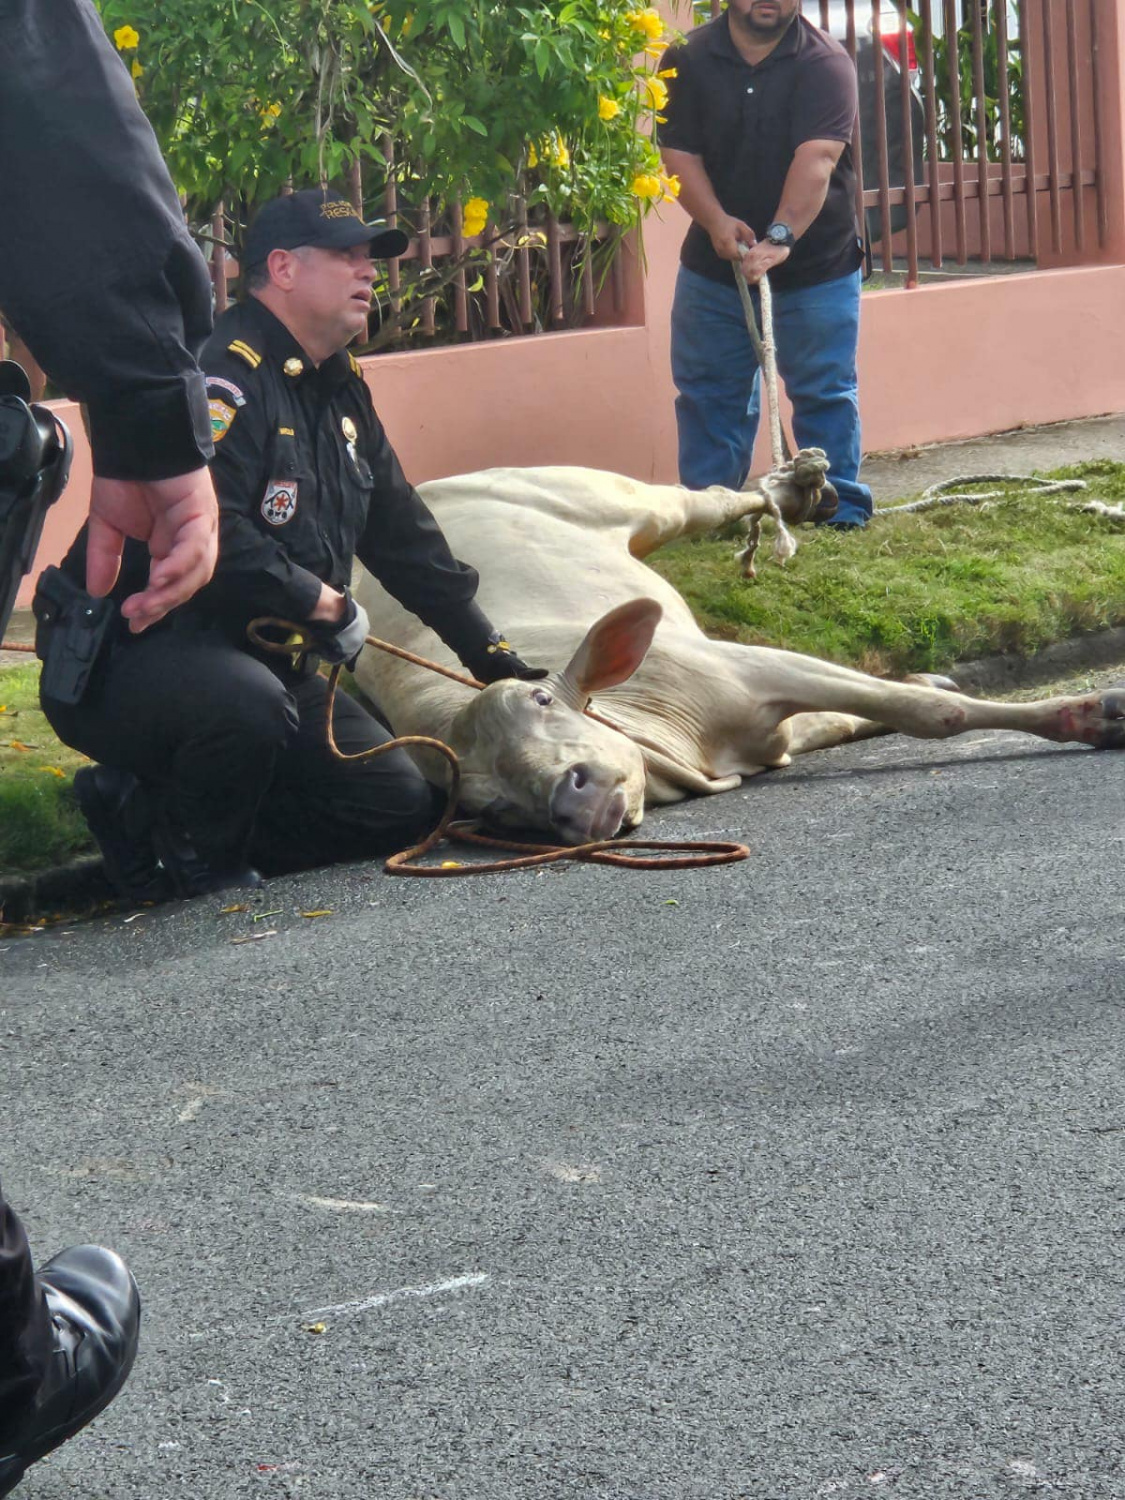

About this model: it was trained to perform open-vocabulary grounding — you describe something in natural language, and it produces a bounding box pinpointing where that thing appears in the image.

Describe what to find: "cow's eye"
[532,689,553,707]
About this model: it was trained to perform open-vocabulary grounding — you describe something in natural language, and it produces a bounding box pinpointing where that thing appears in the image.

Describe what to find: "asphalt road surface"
[3,722,1124,1500]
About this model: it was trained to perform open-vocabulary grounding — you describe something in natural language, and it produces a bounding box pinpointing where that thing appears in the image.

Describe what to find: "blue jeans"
[671,264,873,526]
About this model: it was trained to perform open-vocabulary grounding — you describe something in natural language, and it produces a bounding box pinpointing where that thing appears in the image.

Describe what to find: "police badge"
[261,478,298,526]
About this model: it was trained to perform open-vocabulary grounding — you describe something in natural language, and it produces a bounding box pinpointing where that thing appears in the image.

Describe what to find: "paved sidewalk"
[862,411,1125,500]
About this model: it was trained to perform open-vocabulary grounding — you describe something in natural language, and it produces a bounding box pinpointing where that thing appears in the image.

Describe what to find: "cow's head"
[447,598,662,844]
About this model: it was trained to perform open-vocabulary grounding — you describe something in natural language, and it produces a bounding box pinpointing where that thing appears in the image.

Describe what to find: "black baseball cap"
[243,189,409,267]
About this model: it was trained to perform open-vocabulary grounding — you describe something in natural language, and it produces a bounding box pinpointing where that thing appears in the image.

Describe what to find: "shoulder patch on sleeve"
[228,339,262,369]
[205,375,246,408]
[208,397,238,444]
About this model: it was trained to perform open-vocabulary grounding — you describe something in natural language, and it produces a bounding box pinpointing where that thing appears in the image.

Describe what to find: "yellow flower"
[658,67,678,79]
[462,196,489,236]
[660,173,681,200]
[113,24,140,49]
[643,76,668,111]
[528,134,568,170]
[631,172,662,200]
[644,41,665,58]
[259,101,282,124]
[131,59,144,78]
[625,8,663,41]
[598,96,620,121]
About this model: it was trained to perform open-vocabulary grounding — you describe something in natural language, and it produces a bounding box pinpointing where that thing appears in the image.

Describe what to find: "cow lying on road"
[352,464,1125,845]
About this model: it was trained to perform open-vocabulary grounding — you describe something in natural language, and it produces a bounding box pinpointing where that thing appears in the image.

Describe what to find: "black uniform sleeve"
[0,0,213,481]
[200,357,323,622]
[655,42,702,155]
[355,415,494,660]
[790,51,859,146]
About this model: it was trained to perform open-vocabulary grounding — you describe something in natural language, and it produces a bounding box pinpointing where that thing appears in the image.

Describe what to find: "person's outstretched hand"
[86,468,219,633]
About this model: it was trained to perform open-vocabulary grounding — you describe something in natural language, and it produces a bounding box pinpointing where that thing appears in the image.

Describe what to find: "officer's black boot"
[72,765,172,904]
[0,1246,141,1498]
[152,814,264,900]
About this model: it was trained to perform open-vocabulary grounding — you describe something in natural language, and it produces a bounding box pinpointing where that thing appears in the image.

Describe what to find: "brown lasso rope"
[246,617,749,877]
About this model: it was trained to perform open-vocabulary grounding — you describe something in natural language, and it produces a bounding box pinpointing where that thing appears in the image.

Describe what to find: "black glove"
[466,629,548,684]
[311,590,370,669]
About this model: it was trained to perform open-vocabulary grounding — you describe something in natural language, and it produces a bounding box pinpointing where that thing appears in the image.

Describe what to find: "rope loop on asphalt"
[246,617,749,878]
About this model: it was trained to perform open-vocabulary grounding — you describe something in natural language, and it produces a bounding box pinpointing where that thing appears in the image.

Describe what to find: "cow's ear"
[555,598,662,704]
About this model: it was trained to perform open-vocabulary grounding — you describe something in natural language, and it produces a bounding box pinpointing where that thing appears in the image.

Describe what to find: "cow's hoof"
[811,480,839,523]
[1091,687,1125,749]
[904,671,960,694]
[763,449,832,525]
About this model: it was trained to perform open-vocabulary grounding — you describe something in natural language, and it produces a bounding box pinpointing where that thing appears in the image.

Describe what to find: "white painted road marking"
[295,1194,392,1214]
[301,1273,489,1322]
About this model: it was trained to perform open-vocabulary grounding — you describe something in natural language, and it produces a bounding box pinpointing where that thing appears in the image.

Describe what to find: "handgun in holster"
[0,359,73,645]
[33,564,118,705]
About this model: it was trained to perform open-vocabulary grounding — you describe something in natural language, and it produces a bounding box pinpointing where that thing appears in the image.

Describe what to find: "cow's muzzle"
[549,764,628,844]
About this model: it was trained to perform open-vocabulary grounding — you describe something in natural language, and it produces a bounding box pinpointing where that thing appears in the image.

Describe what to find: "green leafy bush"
[95,3,682,267]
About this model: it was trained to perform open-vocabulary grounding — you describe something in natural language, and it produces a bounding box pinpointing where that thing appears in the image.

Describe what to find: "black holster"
[32,565,119,706]
[0,362,73,643]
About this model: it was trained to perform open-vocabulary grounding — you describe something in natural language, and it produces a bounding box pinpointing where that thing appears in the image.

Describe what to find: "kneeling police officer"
[38,189,544,901]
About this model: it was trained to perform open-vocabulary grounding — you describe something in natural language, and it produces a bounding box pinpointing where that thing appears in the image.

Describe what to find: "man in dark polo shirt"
[658,0,873,528]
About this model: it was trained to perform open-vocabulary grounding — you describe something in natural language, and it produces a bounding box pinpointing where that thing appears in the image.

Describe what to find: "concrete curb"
[0,855,113,925]
[947,625,1125,697]
[3,627,1124,923]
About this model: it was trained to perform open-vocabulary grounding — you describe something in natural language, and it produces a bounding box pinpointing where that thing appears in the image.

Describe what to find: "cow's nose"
[549,766,626,845]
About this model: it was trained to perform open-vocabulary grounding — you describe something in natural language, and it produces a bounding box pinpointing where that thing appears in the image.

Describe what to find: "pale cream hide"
[352,466,1124,844]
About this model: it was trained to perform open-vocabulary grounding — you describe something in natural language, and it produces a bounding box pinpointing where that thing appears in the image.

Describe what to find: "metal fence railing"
[701,0,1105,284]
[207,148,628,353]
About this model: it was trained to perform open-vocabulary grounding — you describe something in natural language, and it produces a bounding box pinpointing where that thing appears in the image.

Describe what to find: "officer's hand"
[312,592,370,669]
[709,216,756,263]
[466,631,549,684]
[87,468,219,633]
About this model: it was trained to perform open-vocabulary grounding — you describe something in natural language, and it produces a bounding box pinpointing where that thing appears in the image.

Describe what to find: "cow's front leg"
[737,648,1125,750]
[1020,686,1125,748]
[858,681,1125,749]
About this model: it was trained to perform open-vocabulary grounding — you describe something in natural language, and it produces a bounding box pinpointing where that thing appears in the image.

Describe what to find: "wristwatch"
[764,221,796,249]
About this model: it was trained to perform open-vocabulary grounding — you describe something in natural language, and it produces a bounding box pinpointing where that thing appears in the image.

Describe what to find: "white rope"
[733,263,787,469]
[874,475,1088,515]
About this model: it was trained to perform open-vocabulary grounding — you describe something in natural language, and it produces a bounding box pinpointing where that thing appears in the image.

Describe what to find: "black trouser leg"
[0,1182,51,1440]
[43,627,299,869]
[248,672,442,875]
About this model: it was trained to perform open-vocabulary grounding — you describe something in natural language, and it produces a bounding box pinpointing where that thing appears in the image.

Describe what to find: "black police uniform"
[43,294,513,878]
[2,0,214,1447]
[0,0,213,479]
